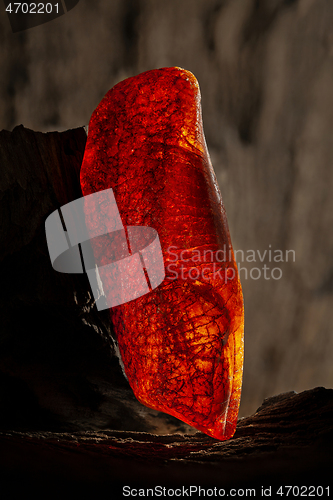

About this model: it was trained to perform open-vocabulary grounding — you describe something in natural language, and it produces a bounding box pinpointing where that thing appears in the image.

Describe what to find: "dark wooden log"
[1,127,332,495]
[0,388,332,495]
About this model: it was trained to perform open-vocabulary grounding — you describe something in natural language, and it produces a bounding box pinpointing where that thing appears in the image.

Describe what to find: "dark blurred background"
[1,0,332,419]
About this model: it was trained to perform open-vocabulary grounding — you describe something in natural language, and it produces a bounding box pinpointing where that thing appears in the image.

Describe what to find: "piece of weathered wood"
[0,388,332,494]
[1,126,332,495]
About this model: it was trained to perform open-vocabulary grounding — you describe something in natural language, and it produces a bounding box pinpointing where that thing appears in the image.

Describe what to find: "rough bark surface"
[0,388,332,494]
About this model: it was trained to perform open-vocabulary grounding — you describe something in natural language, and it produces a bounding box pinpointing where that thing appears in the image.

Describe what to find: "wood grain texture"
[0,388,332,494]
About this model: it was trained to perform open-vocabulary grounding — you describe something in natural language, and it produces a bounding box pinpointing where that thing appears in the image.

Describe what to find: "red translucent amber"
[80,67,244,440]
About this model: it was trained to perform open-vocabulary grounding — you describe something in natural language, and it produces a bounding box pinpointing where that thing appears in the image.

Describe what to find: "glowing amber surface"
[80,67,244,440]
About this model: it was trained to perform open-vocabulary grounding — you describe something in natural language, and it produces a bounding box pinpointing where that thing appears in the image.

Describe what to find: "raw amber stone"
[80,67,244,440]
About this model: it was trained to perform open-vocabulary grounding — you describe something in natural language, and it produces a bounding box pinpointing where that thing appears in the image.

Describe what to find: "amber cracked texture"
[80,67,244,440]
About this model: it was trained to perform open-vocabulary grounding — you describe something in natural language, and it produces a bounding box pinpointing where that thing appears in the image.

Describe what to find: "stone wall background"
[1,0,333,417]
